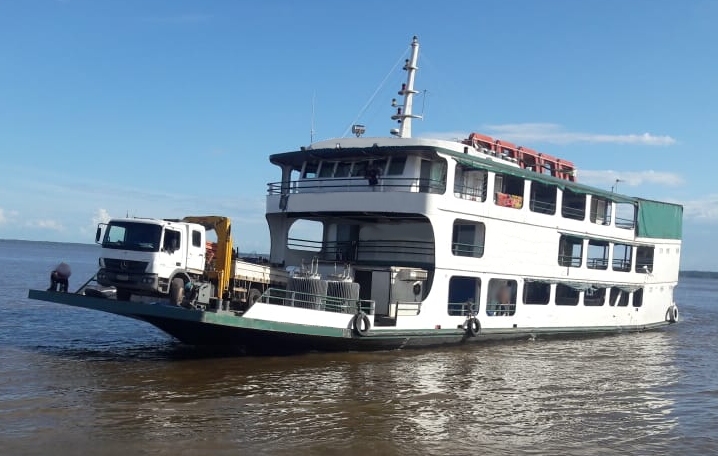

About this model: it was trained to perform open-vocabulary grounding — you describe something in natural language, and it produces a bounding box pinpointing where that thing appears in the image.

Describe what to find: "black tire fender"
[352,311,370,336]
[465,317,481,337]
[668,305,679,323]
[248,288,262,305]
[169,277,185,306]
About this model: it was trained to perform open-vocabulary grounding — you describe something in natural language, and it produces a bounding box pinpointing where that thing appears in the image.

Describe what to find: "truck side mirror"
[95,226,102,243]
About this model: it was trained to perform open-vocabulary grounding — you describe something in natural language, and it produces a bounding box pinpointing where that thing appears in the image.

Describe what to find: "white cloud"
[26,219,65,231]
[423,124,677,146]
[0,208,19,225]
[484,123,676,146]
[578,169,684,187]
[92,208,111,226]
[680,195,718,221]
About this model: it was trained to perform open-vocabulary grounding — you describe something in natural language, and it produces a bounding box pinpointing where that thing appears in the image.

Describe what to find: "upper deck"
[266,135,683,244]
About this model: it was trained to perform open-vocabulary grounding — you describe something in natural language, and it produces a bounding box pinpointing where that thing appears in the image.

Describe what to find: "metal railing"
[486,302,516,316]
[448,301,479,316]
[451,242,485,257]
[454,183,487,202]
[529,199,557,214]
[259,288,375,315]
[287,238,435,262]
[267,177,446,195]
[561,205,586,220]
[589,209,612,225]
[586,258,609,270]
[558,254,582,268]
[615,217,636,230]
[612,259,632,272]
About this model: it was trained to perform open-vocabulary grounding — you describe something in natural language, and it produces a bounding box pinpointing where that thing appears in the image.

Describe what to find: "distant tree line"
[680,270,718,279]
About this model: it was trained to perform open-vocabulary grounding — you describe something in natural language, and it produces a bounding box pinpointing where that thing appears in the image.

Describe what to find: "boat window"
[192,230,202,248]
[351,161,369,177]
[334,162,352,178]
[612,244,633,272]
[587,239,609,270]
[523,281,551,305]
[494,174,524,209]
[633,288,644,307]
[372,159,388,175]
[287,219,324,252]
[454,165,488,202]
[529,182,557,215]
[615,202,636,230]
[609,287,629,306]
[451,220,485,258]
[386,157,406,175]
[448,276,481,316]
[590,196,612,225]
[487,279,517,316]
[318,162,335,178]
[635,246,655,273]
[584,287,606,306]
[561,189,586,220]
[558,235,583,267]
[556,284,579,305]
[302,162,318,179]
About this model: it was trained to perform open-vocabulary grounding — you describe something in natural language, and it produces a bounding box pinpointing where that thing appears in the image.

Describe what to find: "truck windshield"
[102,222,162,252]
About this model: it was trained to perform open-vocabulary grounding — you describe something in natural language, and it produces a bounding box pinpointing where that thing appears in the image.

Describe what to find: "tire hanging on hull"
[352,312,370,336]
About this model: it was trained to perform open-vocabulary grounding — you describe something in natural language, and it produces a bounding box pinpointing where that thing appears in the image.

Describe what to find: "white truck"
[95,216,287,309]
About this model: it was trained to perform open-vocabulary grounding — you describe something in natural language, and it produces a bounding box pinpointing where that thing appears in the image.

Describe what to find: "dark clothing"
[48,271,69,292]
[48,262,71,292]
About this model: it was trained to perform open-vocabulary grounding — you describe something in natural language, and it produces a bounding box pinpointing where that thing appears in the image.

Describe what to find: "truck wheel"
[248,288,262,306]
[117,289,131,301]
[169,278,185,306]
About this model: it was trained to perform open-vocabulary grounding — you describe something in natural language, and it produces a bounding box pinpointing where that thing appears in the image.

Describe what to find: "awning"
[448,151,637,204]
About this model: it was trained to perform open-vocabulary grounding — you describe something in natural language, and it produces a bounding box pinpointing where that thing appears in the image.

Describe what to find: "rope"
[342,46,410,137]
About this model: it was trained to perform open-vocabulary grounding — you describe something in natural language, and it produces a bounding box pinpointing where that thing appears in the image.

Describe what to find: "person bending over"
[48,262,72,292]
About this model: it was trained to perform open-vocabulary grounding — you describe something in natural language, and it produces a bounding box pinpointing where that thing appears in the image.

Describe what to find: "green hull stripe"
[27,290,671,341]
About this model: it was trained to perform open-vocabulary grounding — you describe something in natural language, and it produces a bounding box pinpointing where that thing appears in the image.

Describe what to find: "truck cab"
[96,218,206,301]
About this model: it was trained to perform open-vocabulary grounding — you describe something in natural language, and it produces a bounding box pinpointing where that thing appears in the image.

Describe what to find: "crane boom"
[182,216,233,298]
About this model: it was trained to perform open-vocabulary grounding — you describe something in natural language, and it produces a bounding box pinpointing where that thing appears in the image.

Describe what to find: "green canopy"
[636,200,683,239]
[445,150,636,204]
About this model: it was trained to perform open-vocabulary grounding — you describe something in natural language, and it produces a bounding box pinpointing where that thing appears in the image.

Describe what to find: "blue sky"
[0,0,716,269]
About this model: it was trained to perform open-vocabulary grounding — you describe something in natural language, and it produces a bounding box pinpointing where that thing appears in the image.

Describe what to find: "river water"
[0,239,716,455]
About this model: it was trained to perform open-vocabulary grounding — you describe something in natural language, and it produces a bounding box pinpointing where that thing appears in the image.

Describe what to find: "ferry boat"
[28,37,682,353]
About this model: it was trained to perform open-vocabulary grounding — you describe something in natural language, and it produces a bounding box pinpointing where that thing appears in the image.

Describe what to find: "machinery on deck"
[95,215,286,309]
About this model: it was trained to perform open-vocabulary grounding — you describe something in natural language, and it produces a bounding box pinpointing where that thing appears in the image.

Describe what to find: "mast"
[391,36,421,138]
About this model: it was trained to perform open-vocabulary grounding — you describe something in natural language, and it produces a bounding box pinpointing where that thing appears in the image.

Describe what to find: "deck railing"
[586,258,609,270]
[615,217,636,230]
[259,288,375,315]
[267,177,446,195]
[558,254,582,268]
[287,238,435,262]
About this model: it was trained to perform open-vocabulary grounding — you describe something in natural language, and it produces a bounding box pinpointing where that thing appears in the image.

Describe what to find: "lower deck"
[27,288,677,353]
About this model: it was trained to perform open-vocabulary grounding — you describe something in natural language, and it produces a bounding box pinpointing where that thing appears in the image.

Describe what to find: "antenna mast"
[391,36,421,138]
[310,91,316,143]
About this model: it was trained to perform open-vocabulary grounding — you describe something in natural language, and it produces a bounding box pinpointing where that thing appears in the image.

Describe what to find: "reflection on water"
[0,241,716,455]
[0,333,685,455]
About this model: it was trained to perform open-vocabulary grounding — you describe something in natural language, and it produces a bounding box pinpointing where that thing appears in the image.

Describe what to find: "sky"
[0,0,716,269]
